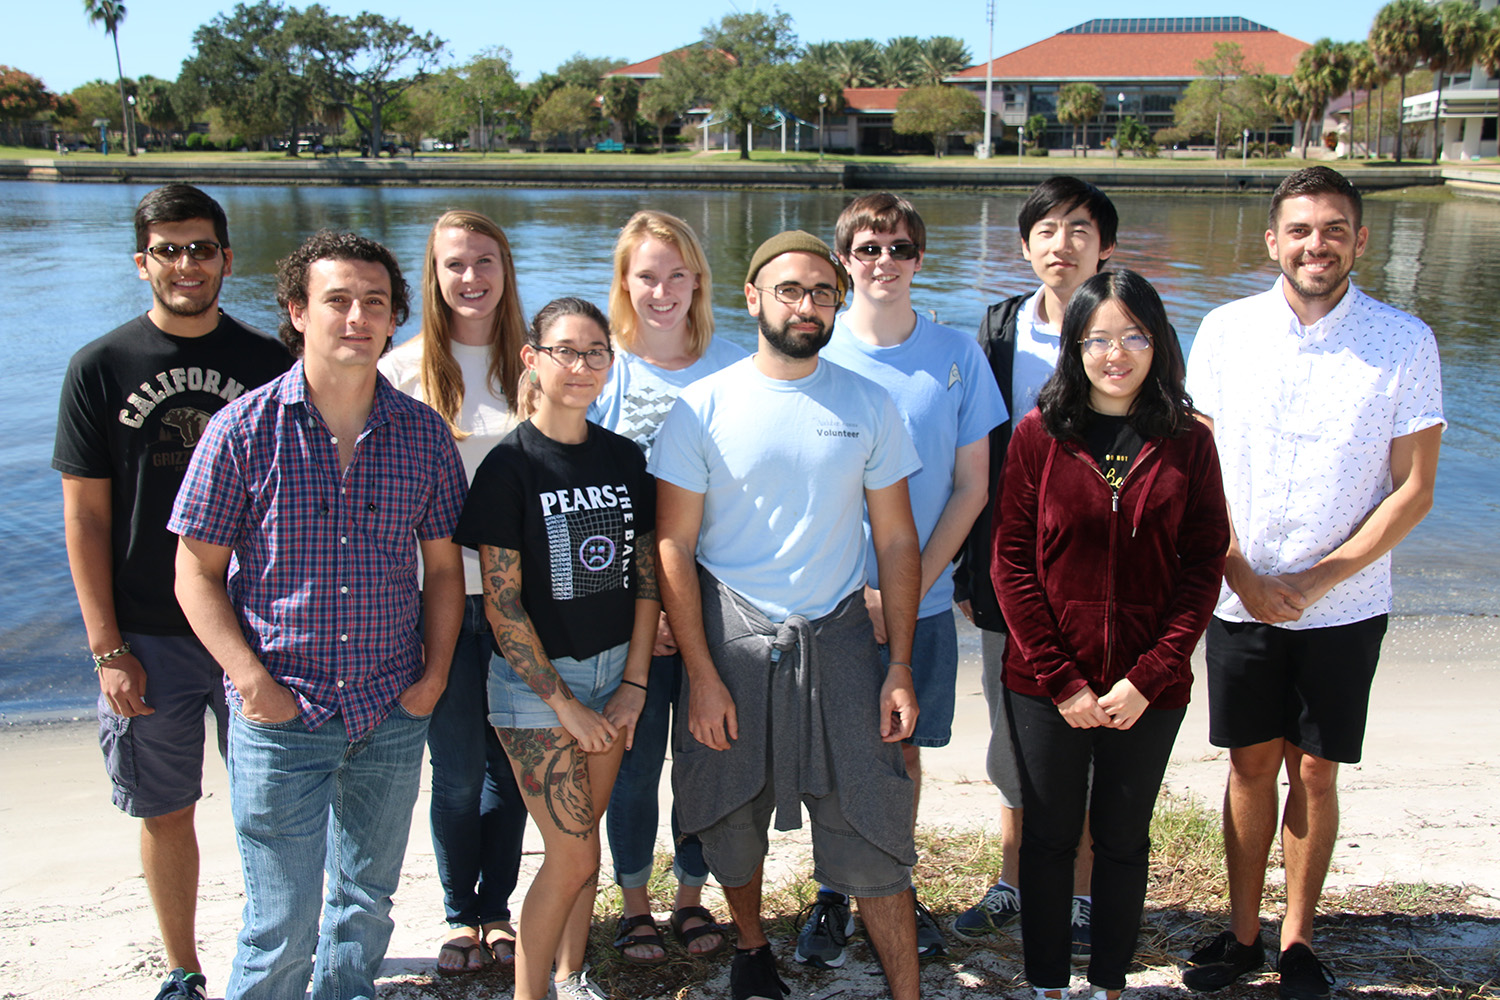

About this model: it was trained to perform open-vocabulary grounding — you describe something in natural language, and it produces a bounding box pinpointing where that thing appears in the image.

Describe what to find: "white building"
[1402,0,1498,161]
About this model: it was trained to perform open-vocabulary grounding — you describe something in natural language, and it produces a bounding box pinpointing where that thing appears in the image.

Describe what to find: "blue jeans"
[225,704,429,1000]
[427,594,526,927]
[605,653,709,888]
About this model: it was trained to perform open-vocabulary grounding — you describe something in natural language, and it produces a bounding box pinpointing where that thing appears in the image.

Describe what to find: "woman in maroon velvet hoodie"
[993,269,1229,1000]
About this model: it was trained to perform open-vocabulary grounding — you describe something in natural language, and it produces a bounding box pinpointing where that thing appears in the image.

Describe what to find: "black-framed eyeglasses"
[1079,332,1153,357]
[143,241,223,264]
[757,282,842,308]
[848,241,920,262]
[535,344,614,370]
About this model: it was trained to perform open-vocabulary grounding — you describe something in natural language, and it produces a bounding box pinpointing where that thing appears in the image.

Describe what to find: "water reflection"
[2,181,1496,715]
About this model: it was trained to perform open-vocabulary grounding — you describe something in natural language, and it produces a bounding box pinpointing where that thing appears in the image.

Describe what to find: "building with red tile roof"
[949,16,1309,150]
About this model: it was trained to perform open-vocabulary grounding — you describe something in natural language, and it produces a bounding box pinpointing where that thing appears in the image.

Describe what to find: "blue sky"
[8,1,1394,95]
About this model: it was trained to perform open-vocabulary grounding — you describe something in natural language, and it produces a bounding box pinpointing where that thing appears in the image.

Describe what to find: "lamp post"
[818,92,826,161]
[1114,92,1124,162]
[981,0,996,159]
[478,95,486,158]
[126,93,137,156]
[1242,127,1250,166]
[1017,125,1024,163]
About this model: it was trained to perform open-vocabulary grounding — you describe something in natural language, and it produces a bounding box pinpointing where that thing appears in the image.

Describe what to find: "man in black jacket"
[950,176,1118,953]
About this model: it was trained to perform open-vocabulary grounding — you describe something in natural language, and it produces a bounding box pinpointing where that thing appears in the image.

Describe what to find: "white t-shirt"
[380,337,520,594]
[589,336,748,459]
[1011,288,1063,424]
[650,356,921,622]
[823,313,1007,619]
[1187,278,1445,629]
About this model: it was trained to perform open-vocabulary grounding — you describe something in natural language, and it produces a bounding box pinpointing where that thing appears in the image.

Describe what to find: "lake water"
[2,181,1496,718]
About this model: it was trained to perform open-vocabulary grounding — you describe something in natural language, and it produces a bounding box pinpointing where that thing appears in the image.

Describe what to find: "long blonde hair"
[608,210,714,359]
[419,210,527,438]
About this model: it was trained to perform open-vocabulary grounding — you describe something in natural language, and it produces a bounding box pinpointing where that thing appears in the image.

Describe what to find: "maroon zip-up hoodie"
[992,410,1229,710]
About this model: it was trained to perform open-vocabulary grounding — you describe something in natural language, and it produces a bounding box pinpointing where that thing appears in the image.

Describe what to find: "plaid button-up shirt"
[170,360,467,739]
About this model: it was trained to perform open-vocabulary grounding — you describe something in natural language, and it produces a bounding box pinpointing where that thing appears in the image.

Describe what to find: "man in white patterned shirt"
[1181,166,1444,1000]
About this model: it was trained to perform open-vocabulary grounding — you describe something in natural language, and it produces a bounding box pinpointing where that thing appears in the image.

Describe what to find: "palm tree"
[877,36,922,88]
[808,39,880,89]
[1292,39,1351,158]
[1369,0,1438,164]
[1426,0,1486,163]
[82,0,135,155]
[1346,41,1386,158]
[1056,82,1103,155]
[1482,9,1500,152]
[916,36,972,87]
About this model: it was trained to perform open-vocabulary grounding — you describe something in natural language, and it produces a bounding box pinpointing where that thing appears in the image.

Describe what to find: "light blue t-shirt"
[589,337,748,459]
[650,355,921,622]
[824,313,1008,619]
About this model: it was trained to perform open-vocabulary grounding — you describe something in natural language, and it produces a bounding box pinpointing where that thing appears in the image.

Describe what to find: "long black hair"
[1036,269,1194,442]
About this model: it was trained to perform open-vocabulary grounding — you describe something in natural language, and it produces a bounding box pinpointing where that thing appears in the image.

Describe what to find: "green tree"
[82,0,135,154]
[531,84,597,151]
[132,74,179,149]
[1292,39,1351,157]
[699,9,800,159]
[1170,42,1267,158]
[301,5,444,157]
[1116,116,1154,155]
[554,53,627,90]
[1346,41,1386,158]
[1024,112,1046,148]
[1427,0,1486,163]
[1482,9,1500,149]
[806,39,879,89]
[893,84,982,156]
[916,36,972,87]
[877,36,922,88]
[601,76,639,142]
[1369,0,1439,164]
[62,78,131,143]
[181,1,319,153]
[1056,82,1103,154]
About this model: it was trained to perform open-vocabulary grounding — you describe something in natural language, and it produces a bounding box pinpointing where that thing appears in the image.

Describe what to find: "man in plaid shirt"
[170,230,467,1000]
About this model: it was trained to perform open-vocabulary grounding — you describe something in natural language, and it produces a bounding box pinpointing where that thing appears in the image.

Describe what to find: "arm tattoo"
[497,727,595,838]
[481,545,575,703]
[636,530,660,603]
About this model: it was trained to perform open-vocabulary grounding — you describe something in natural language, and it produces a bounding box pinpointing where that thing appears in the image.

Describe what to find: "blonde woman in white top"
[378,209,528,975]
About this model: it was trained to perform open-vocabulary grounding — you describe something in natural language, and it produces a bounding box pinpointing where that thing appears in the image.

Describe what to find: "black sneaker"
[794,889,854,968]
[730,945,790,1000]
[1070,896,1092,959]
[914,896,947,958]
[154,969,207,1000]
[1182,930,1267,992]
[1277,943,1335,1000]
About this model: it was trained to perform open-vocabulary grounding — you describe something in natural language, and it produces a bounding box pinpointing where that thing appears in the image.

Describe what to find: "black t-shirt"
[454,419,655,662]
[52,312,291,634]
[1083,411,1145,492]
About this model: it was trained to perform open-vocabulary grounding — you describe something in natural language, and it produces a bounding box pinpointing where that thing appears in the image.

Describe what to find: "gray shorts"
[698,775,912,899]
[980,630,1023,809]
[98,632,228,818]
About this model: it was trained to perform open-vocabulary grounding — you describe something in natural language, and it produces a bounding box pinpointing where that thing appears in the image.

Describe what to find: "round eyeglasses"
[848,241,920,262]
[535,344,614,370]
[143,241,223,264]
[1079,332,1153,357]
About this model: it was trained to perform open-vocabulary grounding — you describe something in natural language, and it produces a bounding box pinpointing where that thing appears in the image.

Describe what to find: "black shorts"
[1205,614,1387,764]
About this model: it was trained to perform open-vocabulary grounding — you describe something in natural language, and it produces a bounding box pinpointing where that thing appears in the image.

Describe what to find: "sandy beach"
[2,614,1496,999]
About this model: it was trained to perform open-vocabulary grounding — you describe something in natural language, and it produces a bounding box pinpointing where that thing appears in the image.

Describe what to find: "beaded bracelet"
[91,642,132,672]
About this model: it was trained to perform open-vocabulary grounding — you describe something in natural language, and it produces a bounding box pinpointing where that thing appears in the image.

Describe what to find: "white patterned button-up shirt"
[1187,277,1445,630]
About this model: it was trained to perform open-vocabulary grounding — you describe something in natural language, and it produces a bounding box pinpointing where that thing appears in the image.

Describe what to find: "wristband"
[886,661,912,671]
[619,679,649,692]
[91,642,132,672]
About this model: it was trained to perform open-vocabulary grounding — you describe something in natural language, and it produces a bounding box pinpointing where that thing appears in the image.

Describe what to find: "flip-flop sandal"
[612,913,669,966]
[436,939,493,976]
[483,921,517,966]
[670,905,730,959]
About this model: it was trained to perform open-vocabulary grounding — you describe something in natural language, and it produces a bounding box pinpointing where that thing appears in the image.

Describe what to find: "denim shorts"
[98,631,229,818]
[486,641,628,729]
[879,609,959,748]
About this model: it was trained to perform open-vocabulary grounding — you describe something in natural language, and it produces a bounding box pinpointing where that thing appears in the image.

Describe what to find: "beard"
[1282,253,1352,302]
[151,269,224,319]
[758,311,831,360]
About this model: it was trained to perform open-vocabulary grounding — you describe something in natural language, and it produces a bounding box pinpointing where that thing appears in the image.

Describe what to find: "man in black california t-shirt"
[52,184,289,1000]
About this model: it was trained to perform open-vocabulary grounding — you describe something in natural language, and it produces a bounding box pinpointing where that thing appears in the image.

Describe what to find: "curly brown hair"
[275,230,411,357]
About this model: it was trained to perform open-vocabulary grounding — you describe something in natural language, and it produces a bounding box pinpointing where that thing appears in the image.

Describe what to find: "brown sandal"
[436,938,493,976]
[670,905,730,958]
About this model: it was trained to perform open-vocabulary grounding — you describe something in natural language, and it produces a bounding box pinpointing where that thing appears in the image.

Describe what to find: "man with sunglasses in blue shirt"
[53,184,289,1000]
[816,193,1006,965]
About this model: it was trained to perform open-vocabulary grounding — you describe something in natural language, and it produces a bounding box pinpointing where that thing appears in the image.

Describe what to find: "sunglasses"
[848,242,920,262]
[143,241,223,264]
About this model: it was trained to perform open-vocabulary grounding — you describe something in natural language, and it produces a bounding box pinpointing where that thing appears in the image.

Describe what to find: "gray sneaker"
[951,881,1022,941]
[551,969,608,1000]
[794,889,855,968]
